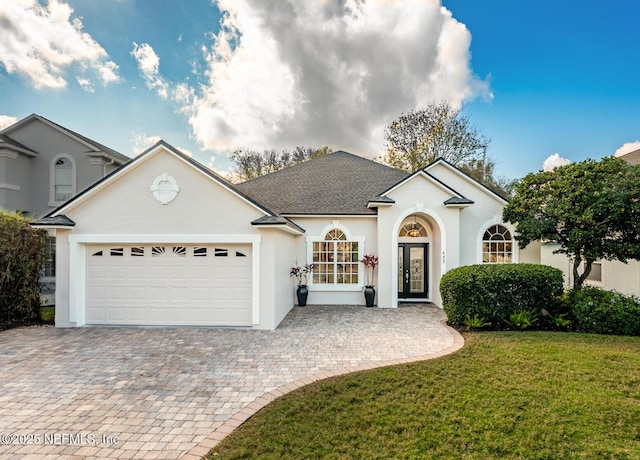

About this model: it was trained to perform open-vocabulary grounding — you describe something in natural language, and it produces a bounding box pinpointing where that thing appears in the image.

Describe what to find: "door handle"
[405,269,409,283]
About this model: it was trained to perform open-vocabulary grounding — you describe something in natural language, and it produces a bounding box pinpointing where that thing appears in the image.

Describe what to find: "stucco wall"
[519,240,542,264]
[256,229,299,329]
[541,242,640,295]
[54,228,73,327]
[0,151,32,213]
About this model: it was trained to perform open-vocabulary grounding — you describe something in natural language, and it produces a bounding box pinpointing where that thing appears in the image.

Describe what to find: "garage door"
[85,244,252,326]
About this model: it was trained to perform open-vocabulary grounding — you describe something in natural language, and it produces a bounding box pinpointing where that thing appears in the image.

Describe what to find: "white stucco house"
[33,141,528,329]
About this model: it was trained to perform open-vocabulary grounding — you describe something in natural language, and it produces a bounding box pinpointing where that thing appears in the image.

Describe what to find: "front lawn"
[208,332,640,459]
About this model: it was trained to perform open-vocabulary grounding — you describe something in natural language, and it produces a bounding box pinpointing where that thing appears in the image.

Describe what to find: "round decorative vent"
[150,173,179,204]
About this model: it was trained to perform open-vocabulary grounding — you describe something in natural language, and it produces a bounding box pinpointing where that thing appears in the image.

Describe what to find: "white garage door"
[85,244,252,326]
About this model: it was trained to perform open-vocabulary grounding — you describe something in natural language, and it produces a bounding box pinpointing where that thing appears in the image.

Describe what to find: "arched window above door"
[399,220,427,238]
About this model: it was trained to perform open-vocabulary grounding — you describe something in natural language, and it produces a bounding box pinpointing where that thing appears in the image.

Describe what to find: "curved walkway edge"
[182,322,465,459]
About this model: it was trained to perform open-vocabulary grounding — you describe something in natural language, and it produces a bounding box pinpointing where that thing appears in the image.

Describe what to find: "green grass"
[40,306,55,323]
[207,332,640,459]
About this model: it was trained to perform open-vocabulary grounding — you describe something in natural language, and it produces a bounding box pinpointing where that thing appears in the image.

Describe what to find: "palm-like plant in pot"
[360,254,379,307]
[290,263,314,306]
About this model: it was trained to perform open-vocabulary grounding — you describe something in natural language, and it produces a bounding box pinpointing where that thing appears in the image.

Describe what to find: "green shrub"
[569,287,640,336]
[463,314,491,330]
[504,310,538,330]
[0,211,46,329]
[440,263,564,328]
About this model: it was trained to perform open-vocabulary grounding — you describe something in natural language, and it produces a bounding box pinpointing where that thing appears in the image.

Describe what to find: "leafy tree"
[459,157,514,197]
[503,156,640,289]
[0,211,46,328]
[383,103,490,172]
[230,146,332,182]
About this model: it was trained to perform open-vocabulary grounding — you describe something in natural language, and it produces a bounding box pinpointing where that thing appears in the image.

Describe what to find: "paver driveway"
[0,304,462,459]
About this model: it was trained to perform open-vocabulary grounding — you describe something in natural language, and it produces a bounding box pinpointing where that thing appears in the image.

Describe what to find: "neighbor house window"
[312,229,359,284]
[54,157,74,202]
[43,236,56,277]
[482,224,513,263]
[586,261,602,283]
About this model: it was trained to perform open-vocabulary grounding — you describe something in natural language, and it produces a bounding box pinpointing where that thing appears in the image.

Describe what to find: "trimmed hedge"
[0,211,46,329]
[440,263,564,329]
[569,287,640,336]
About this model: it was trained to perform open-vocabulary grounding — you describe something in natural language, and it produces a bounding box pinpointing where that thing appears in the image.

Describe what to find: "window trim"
[49,154,77,207]
[306,223,365,291]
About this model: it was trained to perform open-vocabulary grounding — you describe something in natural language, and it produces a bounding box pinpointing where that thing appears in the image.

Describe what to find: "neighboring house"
[1,114,129,303]
[536,149,640,296]
[33,141,531,329]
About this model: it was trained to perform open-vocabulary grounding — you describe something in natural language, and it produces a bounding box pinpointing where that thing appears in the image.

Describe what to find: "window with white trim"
[43,236,56,277]
[54,157,74,202]
[482,225,513,263]
[312,229,359,284]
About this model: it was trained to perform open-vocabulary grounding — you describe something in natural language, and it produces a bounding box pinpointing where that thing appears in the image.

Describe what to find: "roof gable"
[235,151,408,215]
[1,114,129,164]
[45,140,278,220]
[424,157,508,204]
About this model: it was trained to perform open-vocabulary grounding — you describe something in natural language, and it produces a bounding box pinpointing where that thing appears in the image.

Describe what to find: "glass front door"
[398,243,428,299]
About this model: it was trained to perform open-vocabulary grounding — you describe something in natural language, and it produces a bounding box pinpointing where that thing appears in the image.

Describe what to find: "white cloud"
[543,153,571,172]
[76,76,94,93]
[614,141,640,157]
[131,42,169,99]
[131,132,162,155]
[0,115,18,130]
[0,0,120,89]
[180,0,491,156]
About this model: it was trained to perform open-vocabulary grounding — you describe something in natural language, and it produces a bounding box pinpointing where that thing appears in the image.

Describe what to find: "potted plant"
[360,254,379,307]
[290,263,314,306]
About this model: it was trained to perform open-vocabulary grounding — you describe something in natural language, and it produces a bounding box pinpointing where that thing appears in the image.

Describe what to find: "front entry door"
[398,243,428,299]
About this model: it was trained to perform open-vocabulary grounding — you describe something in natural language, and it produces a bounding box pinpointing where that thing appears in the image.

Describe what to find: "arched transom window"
[312,229,359,284]
[399,220,427,237]
[482,224,513,263]
[54,157,74,202]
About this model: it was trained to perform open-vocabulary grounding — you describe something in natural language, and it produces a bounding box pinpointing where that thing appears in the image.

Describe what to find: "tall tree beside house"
[382,103,509,195]
[229,146,332,182]
[503,156,640,290]
[0,211,46,329]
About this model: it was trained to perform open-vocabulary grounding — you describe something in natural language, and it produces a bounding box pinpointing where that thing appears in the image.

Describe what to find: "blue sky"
[1,0,639,180]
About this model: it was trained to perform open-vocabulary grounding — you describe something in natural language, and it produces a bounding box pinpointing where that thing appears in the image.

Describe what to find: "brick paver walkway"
[0,304,462,459]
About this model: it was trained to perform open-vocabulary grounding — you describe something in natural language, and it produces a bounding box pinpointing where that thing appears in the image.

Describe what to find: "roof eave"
[251,221,305,235]
[30,215,76,228]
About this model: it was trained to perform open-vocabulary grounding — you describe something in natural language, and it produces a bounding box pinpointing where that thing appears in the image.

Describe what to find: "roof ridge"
[239,150,403,185]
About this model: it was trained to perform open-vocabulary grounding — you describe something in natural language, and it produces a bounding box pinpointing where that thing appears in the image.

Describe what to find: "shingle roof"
[235,151,409,215]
